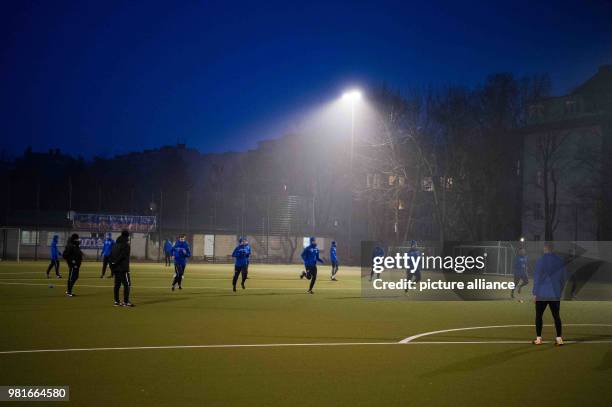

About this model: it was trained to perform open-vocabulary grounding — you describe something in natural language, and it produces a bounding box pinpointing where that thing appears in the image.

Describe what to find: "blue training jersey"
[514,255,528,276]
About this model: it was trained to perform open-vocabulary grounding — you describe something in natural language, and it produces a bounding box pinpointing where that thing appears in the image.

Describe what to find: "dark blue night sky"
[1,0,611,157]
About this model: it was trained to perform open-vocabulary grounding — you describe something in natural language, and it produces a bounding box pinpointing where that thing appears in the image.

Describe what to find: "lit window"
[422,177,433,192]
[21,230,40,245]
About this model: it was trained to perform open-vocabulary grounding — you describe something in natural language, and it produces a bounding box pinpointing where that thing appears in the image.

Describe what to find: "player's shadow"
[137,296,192,305]
[202,292,304,298]
[420,346,547,379]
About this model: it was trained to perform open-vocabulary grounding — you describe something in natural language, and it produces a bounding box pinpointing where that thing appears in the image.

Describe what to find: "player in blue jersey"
[330,241,339,281]
[511,248,529,299]
[100,232,115,278]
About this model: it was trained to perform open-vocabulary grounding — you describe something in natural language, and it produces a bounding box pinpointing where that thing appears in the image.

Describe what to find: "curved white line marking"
[399,323,612,343]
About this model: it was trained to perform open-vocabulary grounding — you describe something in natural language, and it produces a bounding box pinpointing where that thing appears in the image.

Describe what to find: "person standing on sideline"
[532,242,566,346]
[100,232,114,278]
[62,233,83,297]
[163,238,173,267]
[405,240,422,292]
[511,247,529,299]
[46,234,62,278]
[232,237,250,291]
[300,237,324,294]
[171,234,191,291]
[330,241,339,281]
[110,230,133,307]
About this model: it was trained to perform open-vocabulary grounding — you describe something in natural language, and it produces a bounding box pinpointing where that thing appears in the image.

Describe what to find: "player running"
[532,242,566,346]
[100,232,114,278]
[300,237,324,294]
[163,238,173,267]
[171,234,191,291]
[330,241,339,281]
[45,234,62,279]
[62,233,83,297]
[405,240,422,292]
[231,237,250,292]
[511,247,529,299]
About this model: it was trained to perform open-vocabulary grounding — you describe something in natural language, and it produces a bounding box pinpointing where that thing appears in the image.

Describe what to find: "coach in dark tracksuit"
[532,242,566,346]
[110,230,133,307]
[232,237,250,292]
[100,232,114,278]
[171,235,191,290]
[301,237,324,294]
[46,234,62,278]
[62,233,83,297]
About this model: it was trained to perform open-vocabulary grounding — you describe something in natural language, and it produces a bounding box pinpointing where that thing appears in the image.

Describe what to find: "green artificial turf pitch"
[1,261,611,406]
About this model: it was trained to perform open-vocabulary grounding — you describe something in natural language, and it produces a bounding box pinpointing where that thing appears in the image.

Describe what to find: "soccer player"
[110,230,133,307]
[100,232,114,278]
[231,237,250,291]
[511,247,529,299]
[243,237,251,278]
[532,242,566,346]
[370,244,385,281]
[330,240,339,281]
[45,234,62,278]
[163,238,173,267]
[405,240,422,292]
[300,237,324,294]
[171,234,191,291]
[62,233,83,297]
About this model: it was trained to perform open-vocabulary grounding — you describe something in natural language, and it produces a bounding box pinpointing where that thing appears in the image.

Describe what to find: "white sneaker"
[532,337,542,345]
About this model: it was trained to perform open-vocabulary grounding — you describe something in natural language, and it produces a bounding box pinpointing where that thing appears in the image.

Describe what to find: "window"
[565,100,577,114]
[21,230,39,245]
[534,203,543,220]
[529,104,544,119]
[422,177,433,192]
[441,177,453,190]
[398,200,406,210]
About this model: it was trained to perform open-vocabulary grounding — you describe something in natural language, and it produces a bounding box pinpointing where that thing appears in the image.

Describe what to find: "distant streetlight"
[342,89,362,263]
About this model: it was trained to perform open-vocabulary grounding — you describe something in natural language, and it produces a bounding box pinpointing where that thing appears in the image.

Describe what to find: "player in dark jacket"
[100,232,114,278]
[110,230,133,307]
[171,234,191,290]
[62,233,83,297]
[231,237,250,292]
[300,237,324,294]
[405,240,422,292]
[511,248,529,299]
[532,242,566,346]
[46,234,62,278]
[330,241,339,281]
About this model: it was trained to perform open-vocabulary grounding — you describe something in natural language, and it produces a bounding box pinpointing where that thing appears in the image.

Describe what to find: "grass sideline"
[1,261,611,406]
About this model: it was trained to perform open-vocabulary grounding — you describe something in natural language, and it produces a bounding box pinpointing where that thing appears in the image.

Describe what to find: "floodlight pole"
[347,100,355,263]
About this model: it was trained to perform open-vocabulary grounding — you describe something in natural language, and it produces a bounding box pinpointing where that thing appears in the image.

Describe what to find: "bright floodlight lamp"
[342,90,362,101]
[520,237,525,242]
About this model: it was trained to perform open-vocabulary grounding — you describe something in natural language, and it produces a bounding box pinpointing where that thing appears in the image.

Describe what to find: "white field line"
[1,324,611,355]
[399,323,612,343]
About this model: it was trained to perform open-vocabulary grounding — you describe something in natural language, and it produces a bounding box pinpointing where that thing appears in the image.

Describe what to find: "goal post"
[0,227,22,262]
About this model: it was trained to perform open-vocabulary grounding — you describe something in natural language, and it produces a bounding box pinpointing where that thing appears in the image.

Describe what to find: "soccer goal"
[452,242,516,276]
[0,227,22,262]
